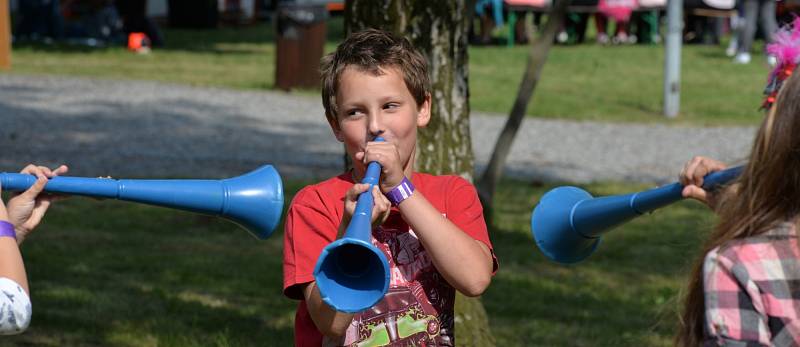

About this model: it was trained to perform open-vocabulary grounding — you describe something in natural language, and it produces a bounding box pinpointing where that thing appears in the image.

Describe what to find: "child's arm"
[361,141,493,296]
[396,191,493,296]
[0,164,67,290]
[0,164,65,335]
[0,204,32,335]
[301,281,354,340]
[297,183,390,339]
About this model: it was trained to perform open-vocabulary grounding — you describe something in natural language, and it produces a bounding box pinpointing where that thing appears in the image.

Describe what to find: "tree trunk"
[345,1,494,346]
[476,0,570,222]
[345,1,474,179]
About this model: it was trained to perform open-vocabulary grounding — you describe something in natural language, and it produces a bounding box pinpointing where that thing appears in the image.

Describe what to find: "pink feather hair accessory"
[763,17,800,109]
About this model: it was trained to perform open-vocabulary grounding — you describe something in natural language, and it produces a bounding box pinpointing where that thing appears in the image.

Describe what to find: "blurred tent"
[11,0,166,47]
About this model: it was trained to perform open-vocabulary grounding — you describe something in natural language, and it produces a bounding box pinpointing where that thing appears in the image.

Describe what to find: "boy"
[282,29,497,346]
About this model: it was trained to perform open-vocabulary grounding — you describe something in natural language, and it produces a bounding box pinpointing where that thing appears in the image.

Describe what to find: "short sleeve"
[703,248,770,346]
[282,188,340,300]
[0,277,31,335]
[444,176,498,274]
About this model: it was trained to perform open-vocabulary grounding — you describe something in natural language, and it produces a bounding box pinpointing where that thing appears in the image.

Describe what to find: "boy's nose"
[367,114,385,137]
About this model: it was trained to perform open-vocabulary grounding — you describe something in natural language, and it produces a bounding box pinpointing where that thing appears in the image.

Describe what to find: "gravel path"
[0,74,756,184]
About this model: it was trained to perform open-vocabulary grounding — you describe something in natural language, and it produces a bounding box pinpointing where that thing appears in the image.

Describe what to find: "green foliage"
[0,179,715,346]
[10,17,765,126]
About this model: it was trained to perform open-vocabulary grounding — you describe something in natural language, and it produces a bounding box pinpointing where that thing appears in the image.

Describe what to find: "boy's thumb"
[22,176,49,199]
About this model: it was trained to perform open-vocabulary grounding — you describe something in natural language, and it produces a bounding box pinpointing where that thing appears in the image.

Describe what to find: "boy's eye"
[346,109,364,117]
[383,103,399,110]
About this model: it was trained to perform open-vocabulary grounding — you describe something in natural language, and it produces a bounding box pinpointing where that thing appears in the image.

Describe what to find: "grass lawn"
[3,12,731,346]
[0,179,715,347]
[8,16,766,126]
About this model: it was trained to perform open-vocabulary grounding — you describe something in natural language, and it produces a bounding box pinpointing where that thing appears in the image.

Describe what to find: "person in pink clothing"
[596,0,637,44]
[675,24,800,344]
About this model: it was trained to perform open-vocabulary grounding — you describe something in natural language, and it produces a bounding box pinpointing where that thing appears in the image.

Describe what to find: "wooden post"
[0,0,10,70]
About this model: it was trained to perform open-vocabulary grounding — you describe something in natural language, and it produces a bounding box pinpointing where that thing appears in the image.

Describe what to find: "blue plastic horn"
[313,138,391,313]
[0,165,284,239]
[531,166,743,264]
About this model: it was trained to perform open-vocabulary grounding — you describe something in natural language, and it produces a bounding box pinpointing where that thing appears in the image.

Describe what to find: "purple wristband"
[385,177,415,206]
[0,221,15,240]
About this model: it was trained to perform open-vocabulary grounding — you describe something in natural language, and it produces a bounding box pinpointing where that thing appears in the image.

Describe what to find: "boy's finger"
[366,151,387,166]
[373,185,387,200]
[678,164,689,186]
[347,183,371,197]
[30,168,47,181]
[682,185,707,201]
[354,152,365,162]
[371,185,383,203]
[21,176,49,199]
[34,198,52,213]
[370,187,388,209]
[692,168,707,187]
[685,158,704,187]
[53,165,69,176]
[710,161,727,173]
[20,164,38,175]
[39,166,53,177]
[24,200,48,228]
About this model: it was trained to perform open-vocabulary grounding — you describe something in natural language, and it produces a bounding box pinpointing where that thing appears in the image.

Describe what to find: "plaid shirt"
[703,222,800,346]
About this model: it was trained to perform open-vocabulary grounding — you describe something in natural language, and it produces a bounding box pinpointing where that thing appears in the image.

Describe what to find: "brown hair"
[677,71,800,345]
[320,28,430,123]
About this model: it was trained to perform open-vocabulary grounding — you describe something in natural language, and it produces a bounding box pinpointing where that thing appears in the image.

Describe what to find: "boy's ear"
[327,114,345,142]
[417,94,432,127]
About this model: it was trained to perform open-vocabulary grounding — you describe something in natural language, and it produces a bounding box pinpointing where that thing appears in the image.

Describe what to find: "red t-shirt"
[283,172,497,347]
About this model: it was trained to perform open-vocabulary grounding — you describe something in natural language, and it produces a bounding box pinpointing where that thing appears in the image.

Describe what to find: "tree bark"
[345,1,494,346]
[476,0,570,221]
[345,0,475,179]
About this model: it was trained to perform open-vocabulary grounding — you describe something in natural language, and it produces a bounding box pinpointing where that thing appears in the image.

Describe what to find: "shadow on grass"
[483,180,715,346]
[695,47,735,61]
[0,176,717,346]
[0,180,311,347]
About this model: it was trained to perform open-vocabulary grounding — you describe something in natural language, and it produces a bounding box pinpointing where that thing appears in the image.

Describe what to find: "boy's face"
[329,66,431,176]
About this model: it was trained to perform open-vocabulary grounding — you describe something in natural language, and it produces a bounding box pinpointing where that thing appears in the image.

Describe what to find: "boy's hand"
[679,156,727,210]
[341,183,391,233]
[357,140,405,194]
[7,164,69,244]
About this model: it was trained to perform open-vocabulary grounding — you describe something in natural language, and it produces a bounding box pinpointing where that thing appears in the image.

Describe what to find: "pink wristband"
[0,221,15,240]
[385,177,415,206]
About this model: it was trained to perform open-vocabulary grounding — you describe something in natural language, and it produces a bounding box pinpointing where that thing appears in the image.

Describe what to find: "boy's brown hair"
[320,28,430,123]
